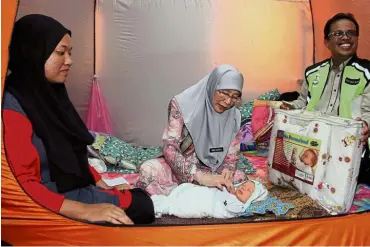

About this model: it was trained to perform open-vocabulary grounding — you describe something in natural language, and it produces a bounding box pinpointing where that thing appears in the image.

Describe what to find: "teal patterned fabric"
[106,166,137,174]
[239,194,294,217]
[99,136,162,167]
[237,155,256,175]
[239,100,255,122]
[239,88,280,121]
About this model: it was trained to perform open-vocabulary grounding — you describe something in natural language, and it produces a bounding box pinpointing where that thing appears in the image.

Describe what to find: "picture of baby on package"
[272,130,321,185]
[291,147,319,175]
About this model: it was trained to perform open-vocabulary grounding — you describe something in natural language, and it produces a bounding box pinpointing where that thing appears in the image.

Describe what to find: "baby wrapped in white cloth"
[151,180,268,219]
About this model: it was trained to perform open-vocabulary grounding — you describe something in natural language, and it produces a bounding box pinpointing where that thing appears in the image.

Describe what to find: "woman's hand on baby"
[200,173,234,193]
[83,203,134,225]
[221,169,235,193]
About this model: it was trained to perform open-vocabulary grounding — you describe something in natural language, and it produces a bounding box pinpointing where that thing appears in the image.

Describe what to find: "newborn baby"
[151,180,268,219]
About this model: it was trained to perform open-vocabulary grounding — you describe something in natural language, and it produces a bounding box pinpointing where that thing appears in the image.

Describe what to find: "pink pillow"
[251,100,275,144]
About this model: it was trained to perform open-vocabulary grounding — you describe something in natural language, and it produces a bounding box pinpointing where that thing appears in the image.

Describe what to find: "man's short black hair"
[324,13,359,40]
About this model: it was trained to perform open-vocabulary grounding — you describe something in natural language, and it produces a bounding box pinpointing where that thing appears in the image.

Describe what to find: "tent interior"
[1,0,370,245]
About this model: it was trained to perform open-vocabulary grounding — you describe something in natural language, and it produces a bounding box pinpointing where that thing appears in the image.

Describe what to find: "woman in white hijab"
[137,65,244,196]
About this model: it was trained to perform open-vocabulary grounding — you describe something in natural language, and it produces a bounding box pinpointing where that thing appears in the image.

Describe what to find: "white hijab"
[175,65,243,171]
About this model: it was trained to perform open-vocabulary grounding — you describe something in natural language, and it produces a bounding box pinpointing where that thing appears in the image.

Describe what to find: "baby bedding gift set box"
[267,109,364,215]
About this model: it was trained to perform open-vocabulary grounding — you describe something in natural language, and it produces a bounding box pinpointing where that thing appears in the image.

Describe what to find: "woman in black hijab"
[2,14,154,225]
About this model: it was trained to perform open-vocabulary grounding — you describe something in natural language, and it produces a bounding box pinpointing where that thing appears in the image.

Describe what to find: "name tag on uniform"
[210,147,224,153]
[345,78,360,85]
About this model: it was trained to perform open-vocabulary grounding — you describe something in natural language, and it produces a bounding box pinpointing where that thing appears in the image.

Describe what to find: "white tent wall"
[97,0,313,146]
[96,0,216,147]
[16,0,95,120]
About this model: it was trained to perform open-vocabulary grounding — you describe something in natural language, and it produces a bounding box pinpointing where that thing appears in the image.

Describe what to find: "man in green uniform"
[281,13,369,183]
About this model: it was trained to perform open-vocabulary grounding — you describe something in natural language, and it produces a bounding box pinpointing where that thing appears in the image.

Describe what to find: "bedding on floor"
[98,155,368,225]
[152,183,331,225]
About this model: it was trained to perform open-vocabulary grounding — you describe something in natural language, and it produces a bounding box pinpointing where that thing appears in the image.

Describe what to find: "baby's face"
[235,181,255,203]
[300,150,315,167]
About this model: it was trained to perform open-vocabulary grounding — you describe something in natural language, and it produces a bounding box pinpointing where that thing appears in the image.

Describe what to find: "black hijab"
[6,14,95,193]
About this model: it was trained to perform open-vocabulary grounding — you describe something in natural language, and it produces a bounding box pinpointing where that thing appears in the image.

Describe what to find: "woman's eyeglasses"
[217,90,241,103]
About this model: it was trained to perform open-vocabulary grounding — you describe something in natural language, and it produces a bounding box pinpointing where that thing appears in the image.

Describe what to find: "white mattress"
[267,109,364,214]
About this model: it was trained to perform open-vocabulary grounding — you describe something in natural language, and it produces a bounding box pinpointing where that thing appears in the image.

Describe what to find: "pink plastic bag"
[86,76,113,135]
